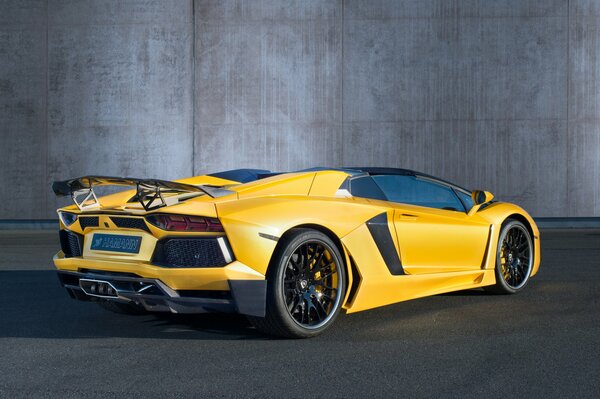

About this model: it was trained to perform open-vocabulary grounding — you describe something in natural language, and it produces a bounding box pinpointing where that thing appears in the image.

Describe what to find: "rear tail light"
[58,211,78,227]
[145,214,224,232]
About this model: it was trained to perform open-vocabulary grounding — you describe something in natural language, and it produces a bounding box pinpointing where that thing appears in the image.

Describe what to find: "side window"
[348,176,387,201]
[456,190,474,212]
[371,175,465,212]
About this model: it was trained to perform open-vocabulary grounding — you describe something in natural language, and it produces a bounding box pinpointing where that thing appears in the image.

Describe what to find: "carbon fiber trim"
[366,213,404,275]
[57,270,266,316]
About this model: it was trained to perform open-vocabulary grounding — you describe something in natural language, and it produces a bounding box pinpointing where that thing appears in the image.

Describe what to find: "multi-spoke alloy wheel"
[283,241,341,329]
[487,219,534,294]
[247,229,346,338]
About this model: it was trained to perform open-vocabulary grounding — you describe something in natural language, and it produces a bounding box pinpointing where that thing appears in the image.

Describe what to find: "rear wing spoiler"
[52,176,233,211]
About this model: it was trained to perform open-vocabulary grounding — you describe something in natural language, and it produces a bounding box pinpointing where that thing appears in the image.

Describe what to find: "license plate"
[90,233,142,254]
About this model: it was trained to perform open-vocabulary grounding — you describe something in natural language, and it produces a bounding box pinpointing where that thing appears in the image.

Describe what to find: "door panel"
[392,205,490,274]
[347,174,491,275]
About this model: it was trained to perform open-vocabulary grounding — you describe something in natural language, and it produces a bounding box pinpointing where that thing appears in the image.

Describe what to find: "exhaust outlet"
[79,278,119,298]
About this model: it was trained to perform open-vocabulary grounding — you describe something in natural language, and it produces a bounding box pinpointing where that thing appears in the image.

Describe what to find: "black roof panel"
[207,167,471,192]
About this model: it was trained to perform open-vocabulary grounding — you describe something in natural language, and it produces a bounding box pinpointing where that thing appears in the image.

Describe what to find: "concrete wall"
[0,0,598,218]
[1,0,48,218]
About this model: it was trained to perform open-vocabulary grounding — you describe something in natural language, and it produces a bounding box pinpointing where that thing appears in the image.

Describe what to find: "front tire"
[248,228,346,338]
[486,219,534,294]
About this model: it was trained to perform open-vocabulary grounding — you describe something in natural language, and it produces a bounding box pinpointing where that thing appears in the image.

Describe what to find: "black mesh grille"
[110,217,150,232]
[78,216,99,230]
[59,230,83,258]
[152,238,230,268]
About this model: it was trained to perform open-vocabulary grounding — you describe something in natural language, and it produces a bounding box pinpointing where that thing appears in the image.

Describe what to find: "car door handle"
[400,213,418,220]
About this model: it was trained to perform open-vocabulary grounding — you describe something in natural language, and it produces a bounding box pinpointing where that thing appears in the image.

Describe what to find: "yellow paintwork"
[54,253,264,290]
[53,169,541,313]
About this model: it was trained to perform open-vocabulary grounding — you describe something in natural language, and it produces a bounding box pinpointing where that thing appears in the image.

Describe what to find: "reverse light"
[145,214,224,232]
[59,211,78,227]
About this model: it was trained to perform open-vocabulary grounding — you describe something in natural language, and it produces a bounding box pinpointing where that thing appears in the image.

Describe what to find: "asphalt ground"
[0,229,598,398]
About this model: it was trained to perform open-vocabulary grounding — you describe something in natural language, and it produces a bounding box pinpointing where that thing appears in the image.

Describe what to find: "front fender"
[477,202,541,276]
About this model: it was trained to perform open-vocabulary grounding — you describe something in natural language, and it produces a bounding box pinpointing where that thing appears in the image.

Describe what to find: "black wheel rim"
[282,241,341,329]
[500,225,532,289]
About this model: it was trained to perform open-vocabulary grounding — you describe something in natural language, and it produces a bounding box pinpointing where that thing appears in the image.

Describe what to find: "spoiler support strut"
[136,182,169,211]
[71,188,100,211]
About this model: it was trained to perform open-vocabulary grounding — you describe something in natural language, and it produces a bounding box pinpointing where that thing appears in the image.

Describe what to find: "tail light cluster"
[145,214,224,232]
[59,211,78,227]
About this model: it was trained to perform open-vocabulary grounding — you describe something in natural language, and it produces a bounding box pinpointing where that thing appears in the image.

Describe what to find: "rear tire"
[248,228,346,338]
[97,300,147,315]
[485,219,534,294]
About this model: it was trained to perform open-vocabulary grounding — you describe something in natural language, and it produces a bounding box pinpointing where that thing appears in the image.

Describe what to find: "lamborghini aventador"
[52,167,540,338]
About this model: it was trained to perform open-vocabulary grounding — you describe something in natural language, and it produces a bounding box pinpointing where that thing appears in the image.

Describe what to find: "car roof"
[344,166,423,176]
[334,167,471,193]
[208,167,471,193]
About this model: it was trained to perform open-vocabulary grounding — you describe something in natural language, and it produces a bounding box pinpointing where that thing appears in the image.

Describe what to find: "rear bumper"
[54,252,267,317]
[57,269,266,317]
[53,251,264,291]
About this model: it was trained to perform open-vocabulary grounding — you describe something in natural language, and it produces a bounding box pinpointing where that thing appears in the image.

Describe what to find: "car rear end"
[54,207,266,317]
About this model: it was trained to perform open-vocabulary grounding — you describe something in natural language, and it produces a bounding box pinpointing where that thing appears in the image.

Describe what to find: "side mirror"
[471,190,494,205]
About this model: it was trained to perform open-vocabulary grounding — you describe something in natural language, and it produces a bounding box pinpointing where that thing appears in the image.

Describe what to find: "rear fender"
[216,197,387,276]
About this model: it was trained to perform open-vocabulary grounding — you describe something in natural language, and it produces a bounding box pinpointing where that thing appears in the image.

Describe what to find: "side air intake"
[59,230,83,257]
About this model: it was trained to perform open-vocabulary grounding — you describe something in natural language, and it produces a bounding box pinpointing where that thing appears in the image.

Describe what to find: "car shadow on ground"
[0,270,269,340]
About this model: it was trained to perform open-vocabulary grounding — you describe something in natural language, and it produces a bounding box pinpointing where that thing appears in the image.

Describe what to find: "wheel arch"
[502,212,541,277]
[268,223,355,308]
[505,213,534,242]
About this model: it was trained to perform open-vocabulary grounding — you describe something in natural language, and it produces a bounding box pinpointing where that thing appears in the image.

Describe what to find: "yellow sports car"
[52,167,540,338]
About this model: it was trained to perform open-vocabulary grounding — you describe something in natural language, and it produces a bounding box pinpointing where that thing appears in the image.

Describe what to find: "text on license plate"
[90,233,142,254]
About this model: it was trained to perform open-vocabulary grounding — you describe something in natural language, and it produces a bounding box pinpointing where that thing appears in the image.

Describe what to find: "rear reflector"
[145,214,224,232]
